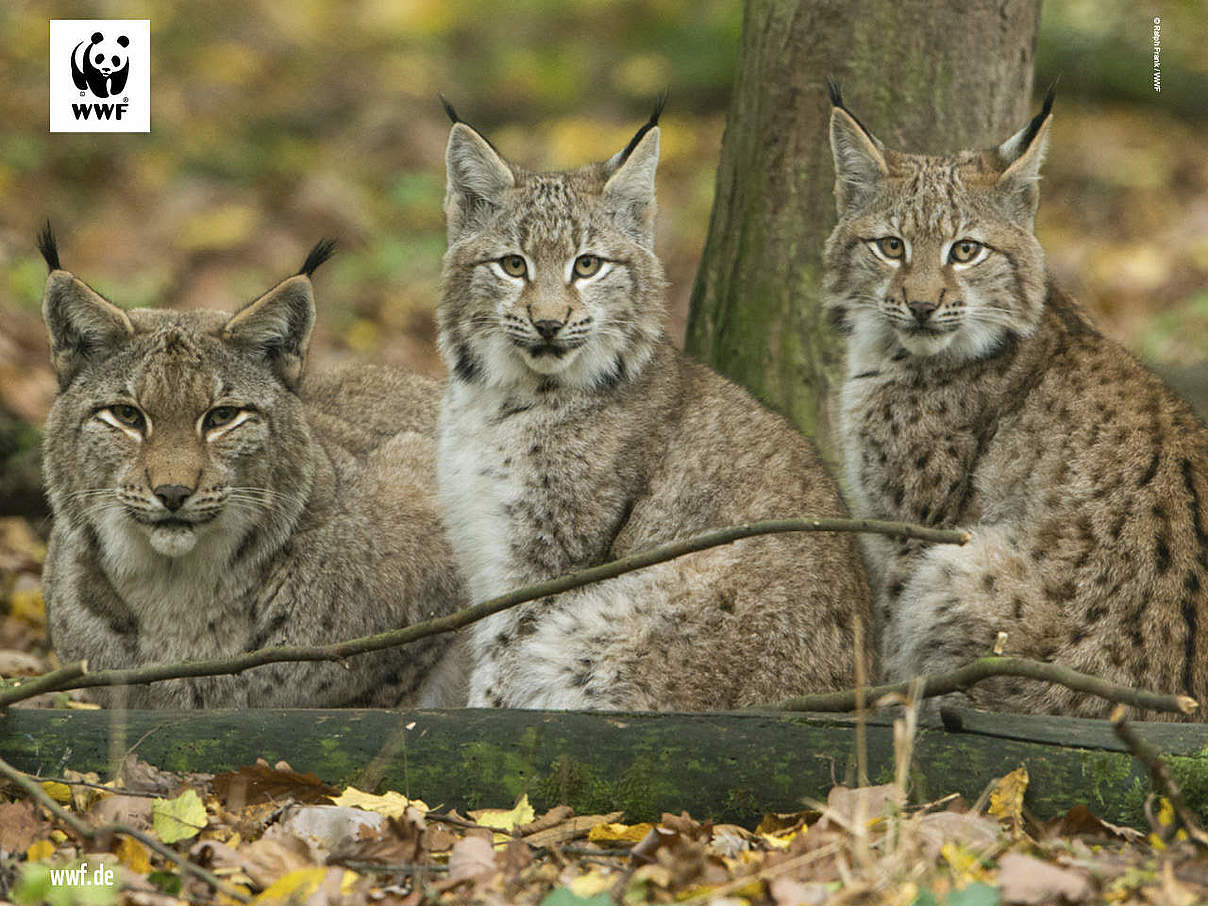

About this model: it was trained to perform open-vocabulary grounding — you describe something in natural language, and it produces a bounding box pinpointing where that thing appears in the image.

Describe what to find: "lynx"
[39,229,466,709]
[824,84,1208,719]
[435,102,871,710]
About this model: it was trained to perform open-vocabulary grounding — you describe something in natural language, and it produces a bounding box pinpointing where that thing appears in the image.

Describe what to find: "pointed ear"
[829,105,888,216]
[994,90,1054,223]
[222,275,315,389]
[42,271,134,388]
[444,122,515,242]
[603,126,660,245]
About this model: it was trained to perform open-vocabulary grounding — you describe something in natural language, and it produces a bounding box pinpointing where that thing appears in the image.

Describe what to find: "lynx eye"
[109,404,145,430]
[875,237,905,260]
[499,255,527,278]
[573,255,602,279]
[203,406,240,431]
[949,239,984,264]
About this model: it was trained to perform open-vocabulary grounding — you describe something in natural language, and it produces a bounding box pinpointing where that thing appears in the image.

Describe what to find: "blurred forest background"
[0,0,1204,685]
[0,0,1206,460]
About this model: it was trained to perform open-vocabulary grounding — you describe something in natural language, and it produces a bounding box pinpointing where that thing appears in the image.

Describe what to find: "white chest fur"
[438,382,527,605]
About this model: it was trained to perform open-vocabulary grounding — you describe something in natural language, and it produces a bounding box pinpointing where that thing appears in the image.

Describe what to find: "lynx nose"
[154,484,193,512]
[533,319,564,340]
[908,300,938,323]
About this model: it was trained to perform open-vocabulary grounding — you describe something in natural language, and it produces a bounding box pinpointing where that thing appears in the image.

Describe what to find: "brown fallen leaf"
[211,759,337,809]
[1046,804,1145,844]
[913,811,1002,860]
[86,793,154,832]
[447,834,497,883]
[820,784,898,831]
[0,799,47,853]
[998,851,1093,904]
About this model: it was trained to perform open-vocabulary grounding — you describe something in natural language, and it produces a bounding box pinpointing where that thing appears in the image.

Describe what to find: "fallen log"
[2,707,1205,827]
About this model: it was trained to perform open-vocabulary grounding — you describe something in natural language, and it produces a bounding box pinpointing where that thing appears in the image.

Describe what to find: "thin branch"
[0,517,966,708]
[1111,705,1208,848]
[0,753,251,903]
[0,659,88,702]
[771,656,1199,716]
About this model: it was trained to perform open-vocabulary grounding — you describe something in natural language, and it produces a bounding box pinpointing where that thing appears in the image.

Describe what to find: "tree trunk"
[3,707,1205,827]
[685,0,1041,457]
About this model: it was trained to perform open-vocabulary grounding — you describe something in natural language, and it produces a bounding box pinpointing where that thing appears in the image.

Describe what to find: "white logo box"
[50,19,150,133]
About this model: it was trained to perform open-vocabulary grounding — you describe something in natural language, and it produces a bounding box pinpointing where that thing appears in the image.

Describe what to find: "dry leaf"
[152,789,207,843]
[330,786,427,819]
[914,811,1001,860]
[211,761,337,809]
[470,793,535,835]
[588,821,654,845]
[0,799,46,852]
[987,766,1029,829]
[448,834,498,883]
[998,852,1092,903]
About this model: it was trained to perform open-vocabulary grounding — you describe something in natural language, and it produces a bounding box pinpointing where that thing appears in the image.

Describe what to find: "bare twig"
[0,754,251,903]
[772,656,1199,716]
[1110,705,1208,848]
[0,517,966,708]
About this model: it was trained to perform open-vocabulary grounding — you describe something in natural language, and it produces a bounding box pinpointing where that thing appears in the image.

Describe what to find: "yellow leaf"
[331,786,428,820]
[152,789,207,843]
[26,839,54,861]
[570,871,613,897]
[758,829,799,849]
[472,794,535,833]
[253,866,328,904]
[941,842,989,883]
[41,781,71,803]
[1155,797,1176,829]
[987,765,1028,826]
[588,821,654,844]
[116,835,151,874]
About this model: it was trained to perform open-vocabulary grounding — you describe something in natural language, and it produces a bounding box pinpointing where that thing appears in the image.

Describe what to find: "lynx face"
[42,263,317,562]
[824,91,1051,364]
[439,110,665,392]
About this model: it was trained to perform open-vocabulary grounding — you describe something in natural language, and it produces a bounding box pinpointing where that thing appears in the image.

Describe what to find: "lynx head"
[39,226,333,563]
[823,82,1053,363]
[438,99,666,392]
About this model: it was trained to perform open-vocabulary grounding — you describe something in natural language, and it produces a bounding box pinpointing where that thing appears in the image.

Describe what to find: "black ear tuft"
[37,222,61,271]
[439,96,503,153]
[825,75,843,108]
[1016,78,1058,155]
[825,78,877,141]
[298,239,336,278]
[615,91,668,167]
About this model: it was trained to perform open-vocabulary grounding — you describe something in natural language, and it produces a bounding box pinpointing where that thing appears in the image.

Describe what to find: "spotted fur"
[436,110,871,710]
[40,242,466,708]
[824,90,1208,720]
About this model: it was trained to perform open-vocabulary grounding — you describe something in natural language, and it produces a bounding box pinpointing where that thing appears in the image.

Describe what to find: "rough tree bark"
[685,0,1041,457]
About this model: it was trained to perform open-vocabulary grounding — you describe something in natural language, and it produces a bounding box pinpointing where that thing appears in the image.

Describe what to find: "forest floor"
[3,520,1208,904]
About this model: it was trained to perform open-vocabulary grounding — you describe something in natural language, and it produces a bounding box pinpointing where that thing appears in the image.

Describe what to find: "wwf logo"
[70,31,130,100]
[50,20,149,132]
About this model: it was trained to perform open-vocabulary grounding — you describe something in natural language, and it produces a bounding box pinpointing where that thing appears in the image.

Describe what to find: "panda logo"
[70,31,130,99]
